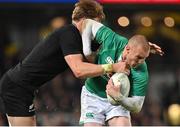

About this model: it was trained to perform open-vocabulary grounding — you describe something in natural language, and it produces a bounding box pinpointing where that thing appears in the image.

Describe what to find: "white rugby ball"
[107,73,130,105]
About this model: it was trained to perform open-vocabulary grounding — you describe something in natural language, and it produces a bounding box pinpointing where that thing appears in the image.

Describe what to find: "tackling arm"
[65,54,105,78]
[64,54,130,79]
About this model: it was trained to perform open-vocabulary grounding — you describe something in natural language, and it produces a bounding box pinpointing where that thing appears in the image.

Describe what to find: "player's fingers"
[148,42,153,46]
[108,78,112,83]
[158,49,164,54]
[124,69,130,75]
[151,48,164,56]
[153,44,161,49]
[149,42,159,48]
[114,85,120,89]
[106,84,110,89]
[106,82,113,89]
[108,78,113,85]
[159,51,164,56]
[149,42,162,50]
[155,49,164,56]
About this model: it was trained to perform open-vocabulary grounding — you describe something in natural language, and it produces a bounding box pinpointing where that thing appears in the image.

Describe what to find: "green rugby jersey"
[85,26,149,98]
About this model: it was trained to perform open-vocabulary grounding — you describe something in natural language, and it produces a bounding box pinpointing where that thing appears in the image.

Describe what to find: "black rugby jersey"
[7,24,83,90]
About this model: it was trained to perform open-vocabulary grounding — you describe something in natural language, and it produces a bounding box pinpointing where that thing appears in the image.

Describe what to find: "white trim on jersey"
[81,19,103,56]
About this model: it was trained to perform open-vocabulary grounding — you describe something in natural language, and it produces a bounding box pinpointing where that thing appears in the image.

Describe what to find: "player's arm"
[106,63,148,113]
[106,79,145,113]
[81,19,103,61]
[116,96,145,113]
[61,24,129,79]
[64,54,130,79]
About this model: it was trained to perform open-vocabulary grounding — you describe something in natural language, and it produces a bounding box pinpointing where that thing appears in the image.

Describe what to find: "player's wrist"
[114,93,124,102]
[101,64,113,74]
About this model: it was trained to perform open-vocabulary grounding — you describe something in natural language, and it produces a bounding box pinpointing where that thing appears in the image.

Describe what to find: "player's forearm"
[74,62,114,78]
[114,95,145,113]
[73,62,104,78]
[65,54,115,79]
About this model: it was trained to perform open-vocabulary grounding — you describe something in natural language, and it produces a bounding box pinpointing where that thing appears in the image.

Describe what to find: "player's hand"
[106,79,121,99]
[112,61,130,75]
[149,42,164,56]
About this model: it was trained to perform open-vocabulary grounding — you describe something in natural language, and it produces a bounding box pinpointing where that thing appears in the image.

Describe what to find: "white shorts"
[79,86,130,125]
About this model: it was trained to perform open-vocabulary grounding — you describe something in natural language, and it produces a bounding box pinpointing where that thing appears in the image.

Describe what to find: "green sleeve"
[95,26,128,53]
[129,62,149,96]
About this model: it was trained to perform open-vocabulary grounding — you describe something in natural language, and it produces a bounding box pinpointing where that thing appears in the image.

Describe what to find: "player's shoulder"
[113,33,128,47]
[55,24,80,36]
[55,24,75,32]
[84,18,97,23]
[84,19,103,26]
[118,35,128,43]
[132,61,148,72]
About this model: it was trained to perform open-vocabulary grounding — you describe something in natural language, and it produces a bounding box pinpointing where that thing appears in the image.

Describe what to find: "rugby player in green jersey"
[79,19,163,126]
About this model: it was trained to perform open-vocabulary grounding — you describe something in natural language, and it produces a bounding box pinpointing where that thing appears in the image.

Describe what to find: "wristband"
[101,64,113,74]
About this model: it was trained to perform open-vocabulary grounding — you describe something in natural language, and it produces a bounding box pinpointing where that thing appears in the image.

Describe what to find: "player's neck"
[72,19,84,33]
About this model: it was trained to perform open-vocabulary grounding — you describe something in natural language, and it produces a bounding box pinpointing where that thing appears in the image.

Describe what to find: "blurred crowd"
[0,16,179,126]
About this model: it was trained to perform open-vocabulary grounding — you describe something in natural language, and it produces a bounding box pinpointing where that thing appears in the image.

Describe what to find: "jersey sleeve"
[81,19,103,56]
[95,25,128,59]
[129,62,149,96]
[60,27,83,56]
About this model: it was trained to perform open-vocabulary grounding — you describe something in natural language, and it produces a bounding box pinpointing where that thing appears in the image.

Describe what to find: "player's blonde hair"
[72,0,105,22]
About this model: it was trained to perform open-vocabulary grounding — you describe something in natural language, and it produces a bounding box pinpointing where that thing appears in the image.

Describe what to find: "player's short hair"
[72,0,105,22]
[128,35,150,51]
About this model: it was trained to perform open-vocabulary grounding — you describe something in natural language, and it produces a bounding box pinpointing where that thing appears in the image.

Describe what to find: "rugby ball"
[107,73,130,105]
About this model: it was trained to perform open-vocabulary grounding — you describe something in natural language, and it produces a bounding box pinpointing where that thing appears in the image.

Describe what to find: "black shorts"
[0,73,35,116]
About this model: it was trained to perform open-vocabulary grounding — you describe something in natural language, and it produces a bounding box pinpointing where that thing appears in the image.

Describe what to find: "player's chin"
[130,62,138,68]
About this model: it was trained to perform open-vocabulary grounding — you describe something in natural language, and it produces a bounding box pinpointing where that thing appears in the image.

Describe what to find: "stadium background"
[0,0,179,126]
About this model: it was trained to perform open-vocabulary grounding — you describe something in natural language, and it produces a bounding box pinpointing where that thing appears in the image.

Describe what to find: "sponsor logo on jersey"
[29,104,35,112]
[105,56,114,64]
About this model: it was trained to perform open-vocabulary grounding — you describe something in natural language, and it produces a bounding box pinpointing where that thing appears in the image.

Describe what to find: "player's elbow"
[132,107,142,113]
[131,96,145,113]
[131,105,143,113]
[73,70,85,79]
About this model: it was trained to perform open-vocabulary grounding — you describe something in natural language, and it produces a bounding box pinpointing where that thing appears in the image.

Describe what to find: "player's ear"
[125,45,130,53]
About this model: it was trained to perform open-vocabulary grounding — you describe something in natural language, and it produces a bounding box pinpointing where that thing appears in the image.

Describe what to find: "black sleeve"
[60,28,83,56]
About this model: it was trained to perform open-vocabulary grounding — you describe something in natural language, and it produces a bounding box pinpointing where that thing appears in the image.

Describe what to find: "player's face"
[125,46,150,68]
